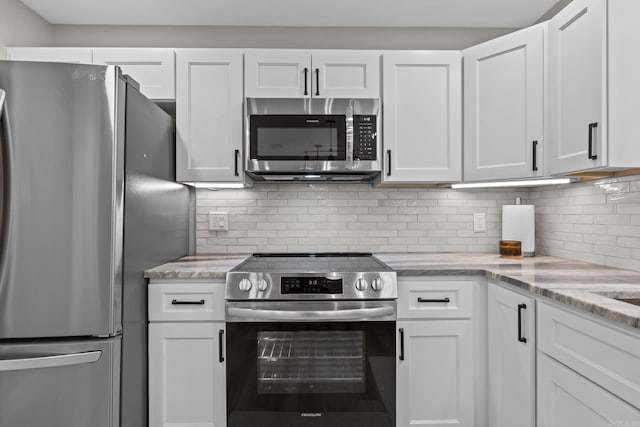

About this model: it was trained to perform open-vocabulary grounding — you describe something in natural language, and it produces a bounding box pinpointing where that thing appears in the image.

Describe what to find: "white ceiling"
[20,0,559,28]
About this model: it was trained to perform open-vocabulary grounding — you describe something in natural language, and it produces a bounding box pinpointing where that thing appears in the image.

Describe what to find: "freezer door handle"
[0,350,102,372]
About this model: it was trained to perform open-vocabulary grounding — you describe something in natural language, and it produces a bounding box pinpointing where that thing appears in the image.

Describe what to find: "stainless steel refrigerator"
[0,61,193,427]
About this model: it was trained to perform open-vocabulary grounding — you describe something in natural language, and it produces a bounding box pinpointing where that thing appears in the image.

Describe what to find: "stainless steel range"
[225,253,397,427]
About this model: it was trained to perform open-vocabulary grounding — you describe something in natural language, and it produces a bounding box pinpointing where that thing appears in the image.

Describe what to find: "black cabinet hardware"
[399,328,405,360]
[417,297,450,303]
[518,303,527,343]
[387,150,392,176]
[234,149,240,176]
[588,122,598,160]
[315,68,320,96]
[171,299,205,305]
[532,141,538,171]
[219,329,225,362]
[303,68,309,95]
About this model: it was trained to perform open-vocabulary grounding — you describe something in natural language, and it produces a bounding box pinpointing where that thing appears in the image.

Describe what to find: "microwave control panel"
[353,115,377,161]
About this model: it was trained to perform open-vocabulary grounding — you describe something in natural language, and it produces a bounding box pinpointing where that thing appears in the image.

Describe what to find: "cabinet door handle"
[386,150,392,176]
[517,303,527,343]
[532,140,538,171]
[399,328,405,361]
[234,149,240,176]
[588,122,598,160]
[417,297,450,303]
[171,299,205,305]
[303,67,309,96]
[315,68,320,96]
[219,329,225,363]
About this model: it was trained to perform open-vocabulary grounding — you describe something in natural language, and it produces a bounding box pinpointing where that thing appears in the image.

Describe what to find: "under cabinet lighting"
[185,182,247,189]
[451,178,576,189]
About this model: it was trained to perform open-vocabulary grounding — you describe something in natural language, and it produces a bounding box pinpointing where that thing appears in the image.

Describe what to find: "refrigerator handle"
[0,88,11,299]
[0,350,102,372]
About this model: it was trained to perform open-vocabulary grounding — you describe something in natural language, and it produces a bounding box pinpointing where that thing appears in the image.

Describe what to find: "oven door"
[226,301,396,427]
[248,114,348,173]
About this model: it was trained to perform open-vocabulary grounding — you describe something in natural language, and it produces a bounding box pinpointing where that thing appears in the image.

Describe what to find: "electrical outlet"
[208,212,229,231]
[473,213,486,233]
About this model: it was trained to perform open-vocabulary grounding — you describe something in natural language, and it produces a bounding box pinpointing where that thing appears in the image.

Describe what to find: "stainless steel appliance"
[0,61,193,427]
[225,253,397,427]
[245,98,381,181]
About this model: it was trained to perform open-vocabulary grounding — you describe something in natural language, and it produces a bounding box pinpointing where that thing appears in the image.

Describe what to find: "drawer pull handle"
[518,303,527,343]
[171,299,205,305]
[417,297,450,303]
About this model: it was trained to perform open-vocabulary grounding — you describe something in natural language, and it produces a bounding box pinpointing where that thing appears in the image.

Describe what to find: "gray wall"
[0,0,52,59]
[51,25,515,50]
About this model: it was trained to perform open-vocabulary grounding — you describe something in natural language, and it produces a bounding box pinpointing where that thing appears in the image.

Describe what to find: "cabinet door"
[244,50,310,98]
[397,320,473,427]
[92,48,175,100]
[148,322,226,427]
[312,51,380,98]
[537,353,640,427]
[382,51,462,183]
[547,0,606,174]
[488,283,535,427]
[463,25,544,181]
[175,49,244,183]
[7,47,92,64]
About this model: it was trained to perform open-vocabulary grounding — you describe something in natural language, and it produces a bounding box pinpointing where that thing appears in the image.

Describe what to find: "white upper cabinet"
[92,48,175,100]
[8,47,175,100]
[245,49,380,98]
[7,47,93,64]
[463,24,545,181]
[175,49,246,184]
[381,51,462,183]
[548,0,640,175]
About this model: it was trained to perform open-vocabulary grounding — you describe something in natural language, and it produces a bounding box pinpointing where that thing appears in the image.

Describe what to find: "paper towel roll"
[502,205,535,256]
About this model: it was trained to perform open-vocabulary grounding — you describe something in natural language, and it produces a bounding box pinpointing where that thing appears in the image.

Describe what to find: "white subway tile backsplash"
[195,176,640,272]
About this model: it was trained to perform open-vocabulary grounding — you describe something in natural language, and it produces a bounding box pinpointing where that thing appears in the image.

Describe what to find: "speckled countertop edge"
[146,252,640,331]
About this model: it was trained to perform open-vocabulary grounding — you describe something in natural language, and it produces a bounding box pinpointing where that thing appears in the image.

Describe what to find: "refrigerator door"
[0,337,120,427]
[0,61,124,338]
[120,82,193,427]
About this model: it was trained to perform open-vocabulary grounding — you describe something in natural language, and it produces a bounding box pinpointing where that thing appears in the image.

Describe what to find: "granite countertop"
[144,254,251,279]
[145,252,640,330]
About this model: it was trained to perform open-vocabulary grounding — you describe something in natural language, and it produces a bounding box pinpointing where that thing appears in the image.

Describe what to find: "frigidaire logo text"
[300,413,322,417]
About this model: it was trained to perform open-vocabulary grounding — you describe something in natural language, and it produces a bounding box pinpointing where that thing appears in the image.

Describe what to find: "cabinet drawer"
[538,302,640,409]
[148,282,225,321]
[397,278,473,319]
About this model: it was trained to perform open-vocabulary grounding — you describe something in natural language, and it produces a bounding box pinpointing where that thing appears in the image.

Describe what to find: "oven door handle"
[227,306,395,321]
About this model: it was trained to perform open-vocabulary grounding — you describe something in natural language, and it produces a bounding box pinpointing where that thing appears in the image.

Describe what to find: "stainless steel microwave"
[245,98,381,181]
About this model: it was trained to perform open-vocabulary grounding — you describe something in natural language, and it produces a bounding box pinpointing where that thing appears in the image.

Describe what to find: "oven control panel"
[281,277,343,294]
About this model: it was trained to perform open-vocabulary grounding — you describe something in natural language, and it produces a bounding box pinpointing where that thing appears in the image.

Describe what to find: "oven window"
[257,331,365,394]
[227,322,395,427]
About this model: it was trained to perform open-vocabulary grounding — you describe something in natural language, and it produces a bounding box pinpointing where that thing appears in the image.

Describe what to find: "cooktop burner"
[234,253,392,273]
[226,253,397,301]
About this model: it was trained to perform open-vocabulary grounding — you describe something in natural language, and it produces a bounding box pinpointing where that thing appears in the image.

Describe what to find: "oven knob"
[355,278,368,291]
[371,277,384,292]
[257,277,269,291]
[238,278,253,292]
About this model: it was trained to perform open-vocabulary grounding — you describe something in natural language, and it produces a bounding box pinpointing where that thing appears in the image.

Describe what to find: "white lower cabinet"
[487,283,535,427]
[537,353,640,427]
[148,281,226,427]
[149,323,226,427]
[396,277,475,427]
[397,320,474,426]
